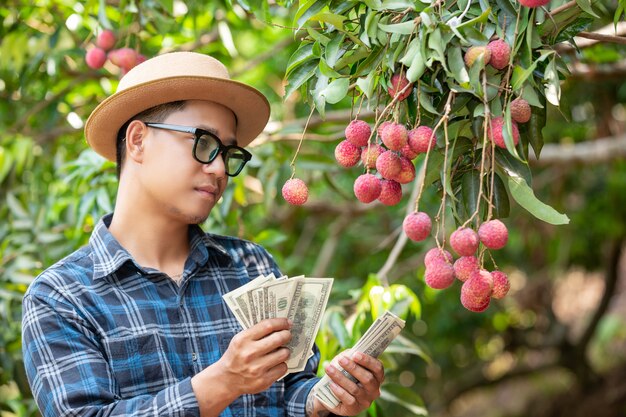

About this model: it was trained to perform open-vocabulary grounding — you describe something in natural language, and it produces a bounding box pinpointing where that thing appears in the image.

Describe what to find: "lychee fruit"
[96,29,116,51]
[403,212,432,242]
[425,261,455,289]
[478,219,508,249]
[408,126,436,154]
[486,39,510,70]
[361,144,384,169]
[488,116,519,149]
[450,227,480,256]
[394,157,416,184]
[462,270,494,301]
[424,247,453,266]
[510,98,531,123]
[461,291,491,312]
[491,270,510,299]
[86,47,107,69]
[282,178,308,205]
[518,0,550,7]
[381,123,408,151]
[108,47,138,71]
[400,143,418,160]
[378,180,402,206]
[354,173,382,203]
[387,73,413,101]
[345,120,371,147]
[376,150,402,180]
[454,256,480,282]
[334,140,361,168]
[377,121,392,139]
[464,46,491,67]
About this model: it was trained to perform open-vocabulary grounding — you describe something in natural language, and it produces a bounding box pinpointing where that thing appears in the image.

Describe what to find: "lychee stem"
[289,104,316,178]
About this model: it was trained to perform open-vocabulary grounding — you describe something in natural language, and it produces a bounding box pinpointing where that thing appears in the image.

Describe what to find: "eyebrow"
[198,124,237,146]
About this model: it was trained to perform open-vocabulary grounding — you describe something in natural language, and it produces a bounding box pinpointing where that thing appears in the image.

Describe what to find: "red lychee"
[488,116,519,149]
[378,180,402,206]
[377,121,392,139]
[464,46,491,67]
[387,73,413,101]
[394,157,416,184]
[108,47,138,71]
[403,212,432,242]
[361,144,384,169]
[518,0,550,7]
[381,123,408,151]
[462,270,494,302]
[491,270,510,299]
[282,178,308,205]
[400,143,418,160]
[461,291,491,312]
[450,227,480,256]
[354,173,382,203]
[478,219,508,249]
[408,126,436,154]
[96,30,116,51]
[454,256,480,282]
[86,47,107,69]
[334,140,361,168]
[425,261,455,289]
[345,119,371,147]
[486,39,511,70]
[510,98,531,123]
[376,150,402,180]
[424,247,453,266]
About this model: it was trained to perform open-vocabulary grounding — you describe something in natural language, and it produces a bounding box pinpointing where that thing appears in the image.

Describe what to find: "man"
[22,52,384,417]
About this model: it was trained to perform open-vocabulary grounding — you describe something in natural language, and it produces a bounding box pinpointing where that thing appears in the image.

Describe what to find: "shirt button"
[192,352,197,361]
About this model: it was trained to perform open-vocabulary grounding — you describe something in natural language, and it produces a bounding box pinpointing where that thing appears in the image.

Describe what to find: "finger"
[351,352,385,384]
[325,363,361,399]
[247,318,291,340]
[256,329,292,355]
[327,377,359,408]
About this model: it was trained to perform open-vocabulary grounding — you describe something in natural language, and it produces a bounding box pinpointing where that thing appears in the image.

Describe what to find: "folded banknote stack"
[313,310,405,409]
[223,274,333,374]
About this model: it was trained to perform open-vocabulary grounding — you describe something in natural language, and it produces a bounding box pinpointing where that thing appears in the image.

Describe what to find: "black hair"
[115,101,187,179]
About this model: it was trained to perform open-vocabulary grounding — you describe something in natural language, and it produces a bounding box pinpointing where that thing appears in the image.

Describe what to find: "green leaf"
[378,20,416,35]
[379,383,428,416]
[502,107,522,159]
[97,0,113,29]
[285,43,317,77]
[325,34,345,67]
[294,0,326,30]
[544,56,561,106]
[575,0,600,17]
[406,47,425,82]
[310,12,346,30]
[354,46,385,76]
[399,38,420,66]
[495,148,532,185]
[284,59,318,99]
[528,96,546,158]
[356,71,377,98]
[448,45,470,86]
[461,170,481,220]
[318,77,349,104]
[507,175,570,225]
[492,173,510,218]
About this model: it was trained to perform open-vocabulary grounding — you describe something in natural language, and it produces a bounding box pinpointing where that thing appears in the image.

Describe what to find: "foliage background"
[1,1,626,416]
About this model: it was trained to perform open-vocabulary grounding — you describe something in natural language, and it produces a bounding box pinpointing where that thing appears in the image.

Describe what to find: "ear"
[125,120,148,163]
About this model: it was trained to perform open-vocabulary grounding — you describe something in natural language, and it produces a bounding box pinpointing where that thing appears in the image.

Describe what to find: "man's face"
[138,99,238,225]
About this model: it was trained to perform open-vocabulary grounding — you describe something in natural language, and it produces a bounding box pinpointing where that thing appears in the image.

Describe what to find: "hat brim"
[85,76,270,161]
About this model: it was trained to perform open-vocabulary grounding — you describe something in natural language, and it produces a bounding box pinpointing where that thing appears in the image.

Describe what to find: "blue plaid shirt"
[22,214,320,417]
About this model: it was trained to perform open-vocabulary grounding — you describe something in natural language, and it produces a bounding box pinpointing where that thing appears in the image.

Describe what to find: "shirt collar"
[90,214,232,281]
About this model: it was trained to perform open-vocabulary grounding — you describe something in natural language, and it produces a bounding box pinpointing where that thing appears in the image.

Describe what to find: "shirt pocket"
[106,332,178,398]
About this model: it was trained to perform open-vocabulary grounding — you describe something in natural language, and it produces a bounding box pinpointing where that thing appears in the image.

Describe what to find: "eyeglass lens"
[195,133,247,176]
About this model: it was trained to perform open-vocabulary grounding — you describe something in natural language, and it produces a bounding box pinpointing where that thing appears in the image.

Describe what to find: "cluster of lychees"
[85,29,146,74]
[464,38,533,149]
[404,214,511,312]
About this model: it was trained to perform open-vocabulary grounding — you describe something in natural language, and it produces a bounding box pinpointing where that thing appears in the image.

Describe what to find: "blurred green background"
[1,1,625,416]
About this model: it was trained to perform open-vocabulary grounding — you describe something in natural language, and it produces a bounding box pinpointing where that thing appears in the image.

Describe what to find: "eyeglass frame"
[144,122,252,177]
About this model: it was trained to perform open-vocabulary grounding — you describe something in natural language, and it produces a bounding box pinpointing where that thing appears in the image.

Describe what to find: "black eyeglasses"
[145,123,252,177]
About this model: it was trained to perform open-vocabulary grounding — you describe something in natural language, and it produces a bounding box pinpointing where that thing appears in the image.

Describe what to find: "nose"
[201,152,227,178]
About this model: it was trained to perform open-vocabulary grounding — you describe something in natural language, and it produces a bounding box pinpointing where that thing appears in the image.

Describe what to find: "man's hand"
[308,350,384,416]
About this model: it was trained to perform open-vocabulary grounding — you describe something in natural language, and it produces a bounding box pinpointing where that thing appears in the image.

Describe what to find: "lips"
[195,184,218,198]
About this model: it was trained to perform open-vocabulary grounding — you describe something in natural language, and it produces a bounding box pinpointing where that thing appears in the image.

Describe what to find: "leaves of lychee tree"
[507,174,570,225]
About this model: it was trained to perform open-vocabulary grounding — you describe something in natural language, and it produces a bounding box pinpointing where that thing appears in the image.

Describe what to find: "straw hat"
[85,52,270,161]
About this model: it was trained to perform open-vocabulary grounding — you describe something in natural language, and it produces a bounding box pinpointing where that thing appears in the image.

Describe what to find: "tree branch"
[530,134,626,166]
[577,31,626,45]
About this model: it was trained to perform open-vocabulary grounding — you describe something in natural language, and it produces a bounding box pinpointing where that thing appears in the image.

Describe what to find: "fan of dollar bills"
[223,274,333,374]
[313,310,405,409]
